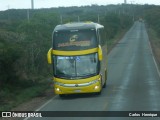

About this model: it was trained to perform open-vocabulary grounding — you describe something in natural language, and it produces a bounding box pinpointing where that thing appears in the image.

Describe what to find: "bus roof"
[54,22,104,31]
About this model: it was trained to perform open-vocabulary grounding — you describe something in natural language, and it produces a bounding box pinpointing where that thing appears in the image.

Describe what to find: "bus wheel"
[95,91,101,95]
[103,70,107,88]
[103,81,106,88]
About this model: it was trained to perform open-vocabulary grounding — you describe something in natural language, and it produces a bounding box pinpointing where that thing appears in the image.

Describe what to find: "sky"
[0,0,159,11]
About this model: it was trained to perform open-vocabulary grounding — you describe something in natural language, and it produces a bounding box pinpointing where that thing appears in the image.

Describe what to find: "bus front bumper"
[54,82,102,95]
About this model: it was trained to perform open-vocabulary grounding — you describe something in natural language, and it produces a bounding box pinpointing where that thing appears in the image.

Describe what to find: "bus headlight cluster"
[55,82,64,86]
[94,86,99,90]
[89,80,99,84]
[56,87,61,91]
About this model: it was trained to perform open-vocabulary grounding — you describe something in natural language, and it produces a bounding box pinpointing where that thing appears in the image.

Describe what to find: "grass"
[107,29,129,53]
[0,81,50,111]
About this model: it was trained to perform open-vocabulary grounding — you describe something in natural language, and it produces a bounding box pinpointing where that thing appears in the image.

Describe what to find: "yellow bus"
[47,22,107,97]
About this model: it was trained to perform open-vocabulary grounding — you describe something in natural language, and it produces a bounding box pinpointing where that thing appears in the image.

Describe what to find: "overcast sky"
[0,0,159,11]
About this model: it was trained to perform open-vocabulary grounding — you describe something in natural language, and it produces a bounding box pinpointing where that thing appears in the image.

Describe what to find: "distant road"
[26,22,160,120]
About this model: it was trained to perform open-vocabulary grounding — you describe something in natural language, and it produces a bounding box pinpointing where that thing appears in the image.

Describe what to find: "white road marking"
[148,37,160,78]
[23,95,57,120]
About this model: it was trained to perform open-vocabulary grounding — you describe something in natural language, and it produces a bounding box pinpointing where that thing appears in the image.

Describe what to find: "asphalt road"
[26,22,160,120]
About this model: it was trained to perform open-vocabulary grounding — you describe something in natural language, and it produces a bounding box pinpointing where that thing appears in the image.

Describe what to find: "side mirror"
[47,48,52,64]
[98,45,103,61]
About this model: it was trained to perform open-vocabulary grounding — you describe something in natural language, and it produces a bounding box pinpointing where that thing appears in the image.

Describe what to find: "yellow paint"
[54,82,101,94]
[52,48,98,56]
[47,48,52,64]
[54,75,100,84]
[98,45,103,61]
[53,75,101,94]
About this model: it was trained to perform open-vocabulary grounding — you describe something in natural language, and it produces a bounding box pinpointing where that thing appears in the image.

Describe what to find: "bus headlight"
[94,85,99,89]
[56,87,60,91]
[89,80,99,84]
[55,82,64,86]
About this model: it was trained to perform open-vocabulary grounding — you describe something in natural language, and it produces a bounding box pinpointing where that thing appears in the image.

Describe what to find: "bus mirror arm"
[98,45,103,61]
[47,48,52,64]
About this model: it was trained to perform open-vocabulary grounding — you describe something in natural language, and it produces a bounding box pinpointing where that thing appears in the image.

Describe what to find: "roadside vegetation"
[144,5,160,69]
[0,4,135,111]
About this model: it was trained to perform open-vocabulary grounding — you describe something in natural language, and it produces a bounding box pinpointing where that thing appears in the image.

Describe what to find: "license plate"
[74,90,81,92]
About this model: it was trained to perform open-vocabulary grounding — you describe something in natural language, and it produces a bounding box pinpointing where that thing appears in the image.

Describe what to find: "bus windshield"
[53,29,97,51]
[53,53,99,79]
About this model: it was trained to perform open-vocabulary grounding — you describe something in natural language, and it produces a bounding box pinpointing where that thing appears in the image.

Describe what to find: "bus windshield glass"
[53,29,97,50]
[53,53,99,79]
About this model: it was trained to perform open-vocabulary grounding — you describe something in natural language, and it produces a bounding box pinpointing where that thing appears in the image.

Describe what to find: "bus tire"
[103,69,107,88]
[103,80,106,88]
[95,91,101,95]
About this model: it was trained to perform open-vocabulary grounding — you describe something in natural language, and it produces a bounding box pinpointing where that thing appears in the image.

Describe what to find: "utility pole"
[130,1,135,22]
[124,0,127,4]
[27,9,30,23]
[31,0,34,9]
[97,14,100,23]
[60,15,63,24]
[7,5,10,22]
[7,5,10,10]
